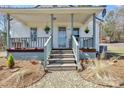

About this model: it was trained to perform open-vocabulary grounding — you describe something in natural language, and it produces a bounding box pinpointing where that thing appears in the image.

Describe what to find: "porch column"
[71,14,74,33]
[50,14,54,48]
[6,14,10,49]
[70,13,74,48]
[93,13,96,49]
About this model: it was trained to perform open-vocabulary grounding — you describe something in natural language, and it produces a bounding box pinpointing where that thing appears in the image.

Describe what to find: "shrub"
[7,54,15,69]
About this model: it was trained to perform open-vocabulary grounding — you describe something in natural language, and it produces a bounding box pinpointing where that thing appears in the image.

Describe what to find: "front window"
[73,28,79,41]
[30,28,37,41]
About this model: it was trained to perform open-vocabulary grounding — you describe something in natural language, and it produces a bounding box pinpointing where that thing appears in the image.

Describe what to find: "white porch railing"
[79,37,94,49]
[10,37,48,49]
[72,36,81,70]
[44,36,52,68]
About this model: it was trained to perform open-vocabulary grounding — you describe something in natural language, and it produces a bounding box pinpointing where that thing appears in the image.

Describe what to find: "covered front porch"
[1,7,102,51]
[0,7,105,70]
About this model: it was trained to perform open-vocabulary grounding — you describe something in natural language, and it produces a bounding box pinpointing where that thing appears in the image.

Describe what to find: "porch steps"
[46,49,77,71]
[51,50,73,54]
[46,63,77,71]
[50,54,74,58]
[48,58,75,61]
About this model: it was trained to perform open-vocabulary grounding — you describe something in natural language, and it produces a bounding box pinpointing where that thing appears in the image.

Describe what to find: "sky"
[107,5,122,11]
[0,5,121,32]
[0,5,118,10]
[107,5,116,11]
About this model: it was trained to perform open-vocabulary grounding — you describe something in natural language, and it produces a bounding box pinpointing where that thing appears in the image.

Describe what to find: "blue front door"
[58,27,66,48]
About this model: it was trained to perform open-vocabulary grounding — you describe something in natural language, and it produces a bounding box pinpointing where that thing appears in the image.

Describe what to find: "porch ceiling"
[0,7,104,26]
[10,13,93,26]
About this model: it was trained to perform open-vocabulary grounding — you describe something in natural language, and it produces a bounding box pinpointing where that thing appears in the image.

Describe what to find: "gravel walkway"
[29,71,105,88]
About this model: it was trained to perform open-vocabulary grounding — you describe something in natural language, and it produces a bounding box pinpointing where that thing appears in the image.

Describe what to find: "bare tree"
[103,6,124,43]
[0,13,7,50]
[103,10,117,42]
[116,6,124,38]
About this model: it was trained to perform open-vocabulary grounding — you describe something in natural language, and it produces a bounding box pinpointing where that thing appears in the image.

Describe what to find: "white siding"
[37,27,50,37]
[10,19,51,38]
[80,22,93,37]
[53,26,58,48]
[66,26,72,48]
[82,17,100,51]
[10,17,100,51]
[10,19,30,38]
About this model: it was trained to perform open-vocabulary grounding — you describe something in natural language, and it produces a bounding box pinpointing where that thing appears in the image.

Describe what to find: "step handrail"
[44,36,52,69]
[72,36,81,70]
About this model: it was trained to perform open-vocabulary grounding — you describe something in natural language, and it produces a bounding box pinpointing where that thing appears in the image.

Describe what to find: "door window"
[30,28,37,41]
[58,27,66,48]
[73,28,79,41]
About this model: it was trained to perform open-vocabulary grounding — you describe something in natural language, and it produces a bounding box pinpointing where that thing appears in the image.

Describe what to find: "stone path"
[29,71,105,88]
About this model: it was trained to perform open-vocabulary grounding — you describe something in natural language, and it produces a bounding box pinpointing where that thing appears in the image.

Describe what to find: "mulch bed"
[80,60,124,88]
[0,58,45,88]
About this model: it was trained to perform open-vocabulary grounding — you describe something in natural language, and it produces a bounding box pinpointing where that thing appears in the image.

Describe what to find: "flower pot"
[84,27,90,34]
[44,26,50,34]
[45,31,49,34]
[85,31,89,34]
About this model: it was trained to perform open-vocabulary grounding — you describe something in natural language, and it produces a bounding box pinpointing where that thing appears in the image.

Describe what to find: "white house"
[0,6,105,70]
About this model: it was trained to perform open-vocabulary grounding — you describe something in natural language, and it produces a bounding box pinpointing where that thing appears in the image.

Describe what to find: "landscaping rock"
[30,60,38,65]
[113,60,118,63]
[10,68,20,73]
[0,66,3,70]
[119,80,124,86]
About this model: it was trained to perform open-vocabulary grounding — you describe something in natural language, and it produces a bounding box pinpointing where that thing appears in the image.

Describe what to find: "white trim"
[0,7,105,14]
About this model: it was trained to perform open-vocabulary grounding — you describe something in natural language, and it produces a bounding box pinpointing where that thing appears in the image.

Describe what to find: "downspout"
[50,14,53,48]
[93,13,96,49]
[6,13,10,50]
[70,13,74,48]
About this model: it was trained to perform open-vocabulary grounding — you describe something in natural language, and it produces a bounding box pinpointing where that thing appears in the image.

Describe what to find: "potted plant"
[84,27,90,34]
[44,25,50,34]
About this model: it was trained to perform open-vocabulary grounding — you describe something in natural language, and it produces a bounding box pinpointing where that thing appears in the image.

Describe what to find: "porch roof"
[0,7,105,27]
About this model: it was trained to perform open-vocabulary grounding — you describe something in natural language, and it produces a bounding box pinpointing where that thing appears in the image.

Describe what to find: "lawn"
[107,43,124,59]
[108,45,124,55]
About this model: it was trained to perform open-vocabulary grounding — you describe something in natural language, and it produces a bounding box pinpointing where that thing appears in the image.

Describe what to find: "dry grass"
[90,60,118,81]
[80,59,124,87]
[80,43,124,87]
[0,58,45,88]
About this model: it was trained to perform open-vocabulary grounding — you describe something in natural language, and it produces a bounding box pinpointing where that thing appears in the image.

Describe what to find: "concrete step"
[51,50,73,54]
[46,67,76,71]
[49,54,74,58]
[48,58,75,61]
[46,63,77,71]
[49,60,75,64]
[46,49,76,71]
[48,58,76,64]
